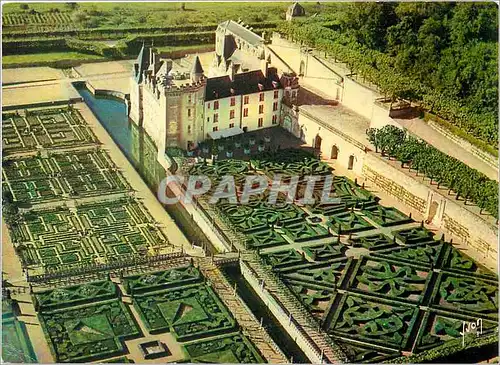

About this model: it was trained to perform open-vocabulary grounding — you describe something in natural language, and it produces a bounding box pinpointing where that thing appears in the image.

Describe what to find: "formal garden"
[2,297,38,363]
[35,281,141,363]
[255,228,498,362]
[8,197,170,274]
[181,141,499,362]
[2,107,172,277]
[126,266,235,340]
[3,149,129,204]
[32,266,265,363]
[2,108,97,155]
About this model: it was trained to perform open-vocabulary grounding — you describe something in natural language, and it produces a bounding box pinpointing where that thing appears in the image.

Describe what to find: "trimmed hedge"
[367,125,498,219]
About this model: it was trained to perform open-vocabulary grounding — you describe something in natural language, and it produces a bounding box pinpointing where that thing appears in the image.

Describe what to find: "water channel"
[75,85,308,362]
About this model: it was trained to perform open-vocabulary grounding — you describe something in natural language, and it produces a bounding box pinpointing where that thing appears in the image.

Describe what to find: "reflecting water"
[75,85,311,362]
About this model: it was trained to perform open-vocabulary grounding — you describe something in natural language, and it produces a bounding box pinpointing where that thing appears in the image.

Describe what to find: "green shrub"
[367,125,499,218]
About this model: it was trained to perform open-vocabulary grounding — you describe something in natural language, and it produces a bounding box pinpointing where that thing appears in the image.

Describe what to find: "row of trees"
[277,2,498,149]
[367,125,498,218]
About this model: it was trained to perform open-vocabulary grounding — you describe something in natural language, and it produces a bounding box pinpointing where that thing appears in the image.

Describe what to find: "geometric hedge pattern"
[195,152,499,363]
[262,233,498,362]
[10,198,170,274]
[2,109,97,155]
[125,265,264,361]
[2,149,129,204]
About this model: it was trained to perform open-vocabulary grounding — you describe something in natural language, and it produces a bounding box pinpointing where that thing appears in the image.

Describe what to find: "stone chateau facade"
[128,20,299,154]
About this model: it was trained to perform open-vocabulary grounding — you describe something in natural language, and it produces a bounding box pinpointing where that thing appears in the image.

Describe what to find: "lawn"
[2,52,104,66]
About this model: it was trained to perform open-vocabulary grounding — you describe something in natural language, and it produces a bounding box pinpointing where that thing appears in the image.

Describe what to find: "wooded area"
[279,2,498,150]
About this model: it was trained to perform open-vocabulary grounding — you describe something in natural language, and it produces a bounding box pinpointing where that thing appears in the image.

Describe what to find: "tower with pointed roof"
[129,19,285,166]
[286,2,306,21]
[191,55,204,83]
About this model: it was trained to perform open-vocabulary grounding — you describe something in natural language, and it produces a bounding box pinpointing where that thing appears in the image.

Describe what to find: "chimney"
[229,63,237,81]
[166,59,173,74]
[149,47,155,65]
[261,58,268,78]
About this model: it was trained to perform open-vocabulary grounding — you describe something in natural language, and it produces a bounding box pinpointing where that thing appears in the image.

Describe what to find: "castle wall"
[362,152,498,266]
[129,78,142,125]
[142,85,165,150]
[297,111,365,175]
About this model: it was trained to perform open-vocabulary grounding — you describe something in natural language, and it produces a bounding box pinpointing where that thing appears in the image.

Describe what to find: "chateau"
[129,20,299,154]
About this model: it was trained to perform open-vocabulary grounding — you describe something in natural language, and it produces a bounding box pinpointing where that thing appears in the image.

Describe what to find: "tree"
[66,2,79,10]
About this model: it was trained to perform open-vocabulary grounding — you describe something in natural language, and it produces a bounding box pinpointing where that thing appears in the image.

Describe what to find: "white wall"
[362,153,498,265]
[298,112,365,175]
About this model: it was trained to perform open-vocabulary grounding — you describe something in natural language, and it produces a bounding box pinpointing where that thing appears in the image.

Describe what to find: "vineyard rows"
[3,12,72,26]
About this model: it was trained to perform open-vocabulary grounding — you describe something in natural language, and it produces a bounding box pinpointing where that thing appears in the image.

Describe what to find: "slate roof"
[191,55,204,75]
[288,2,305,17]
[219,20,264,47]
[205,67,281,101]
[134,43,151,83]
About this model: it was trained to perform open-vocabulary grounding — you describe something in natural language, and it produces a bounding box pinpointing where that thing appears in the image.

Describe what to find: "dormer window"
[272,81,279,88]
[258,83,264,91]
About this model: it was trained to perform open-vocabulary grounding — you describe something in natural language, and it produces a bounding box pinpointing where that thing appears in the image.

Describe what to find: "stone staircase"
[196,258,288,364]
[241,251,346,363]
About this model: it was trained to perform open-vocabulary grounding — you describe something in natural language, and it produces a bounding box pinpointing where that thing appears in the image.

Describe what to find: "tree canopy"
[279,2,498,149]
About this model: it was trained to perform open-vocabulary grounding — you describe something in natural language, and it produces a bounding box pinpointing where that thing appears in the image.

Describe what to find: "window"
[187,108,191,117]
[214,113,219,123]
[229,123,234,128]
[292,91,297,99]
[244,96,250,104]
[272,115,277,124]
[214,101,219,110]
[207,117,210,123]
[213,126,218,132]
[274,90,279,99]
[259,93,264,102]
[259,105,264,114]
[273,102,278,111]
[188,95,192,103]
[243,108,248,117]
[207,103,210,109]
[230,110,235,119]
[258,118,263,127]
[188,125,192,133]
[230,97,236,106]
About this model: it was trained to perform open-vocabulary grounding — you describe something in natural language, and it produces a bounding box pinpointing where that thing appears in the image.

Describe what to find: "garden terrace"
[123,265,265,362]
[126,266,236,340]
[2,149,129,204]
[11,198,170,275]
[366,125,499,219]
[36,282,141,363]
[184,333,264,363]
[252,229,498,362]
[250,148,332,179]
[186,149,499,362]
[2,108,98,155]
[33,280,117,311]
